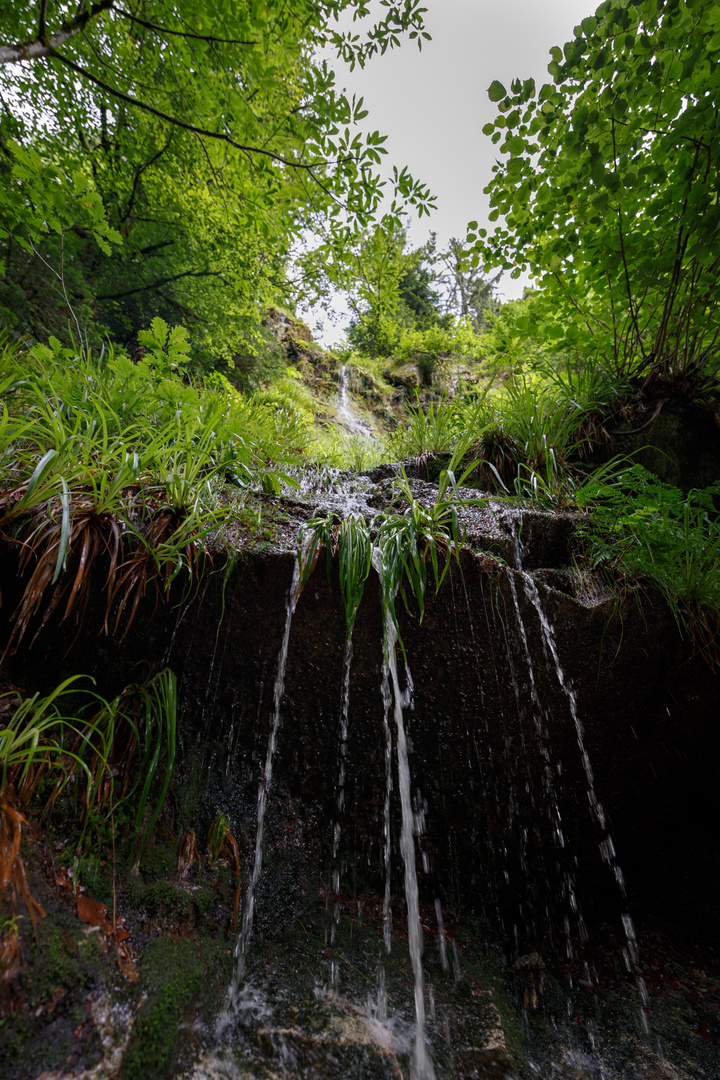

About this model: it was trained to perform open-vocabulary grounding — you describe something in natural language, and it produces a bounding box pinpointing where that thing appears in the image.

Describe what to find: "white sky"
[302,0,593,345]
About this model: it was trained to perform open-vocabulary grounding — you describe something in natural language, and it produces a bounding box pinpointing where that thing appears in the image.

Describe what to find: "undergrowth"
[0,327,306,646]
[0,669,177,977]
[575,465,720,666]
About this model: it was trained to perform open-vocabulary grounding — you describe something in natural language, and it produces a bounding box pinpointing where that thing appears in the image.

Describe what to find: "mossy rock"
[121,937,209,1080]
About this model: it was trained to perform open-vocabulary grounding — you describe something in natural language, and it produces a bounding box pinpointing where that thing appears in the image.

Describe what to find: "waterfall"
[337,364,373,435]
[330,635,354,978]
[511,528,648,1029]
[382,603,436,1080]
[380,627,394,957]
[332,636,353,895]
[229,556,301,1001]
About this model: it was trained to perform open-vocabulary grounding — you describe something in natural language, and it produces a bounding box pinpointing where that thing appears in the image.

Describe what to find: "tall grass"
[299,439,485,648]
[1,669,177,934]
[388,360,630,505]
[0,334,308,645]
[575,465,720,665]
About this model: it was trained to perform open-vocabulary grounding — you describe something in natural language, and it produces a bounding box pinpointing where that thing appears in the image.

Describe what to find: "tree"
[469,0,720,383]
[345,228,452,358]
[439,237,499,332]
[0,1,435,357]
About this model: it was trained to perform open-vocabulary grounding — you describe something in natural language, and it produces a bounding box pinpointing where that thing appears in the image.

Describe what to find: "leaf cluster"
[471,0,720,380]
[0,330,306,645]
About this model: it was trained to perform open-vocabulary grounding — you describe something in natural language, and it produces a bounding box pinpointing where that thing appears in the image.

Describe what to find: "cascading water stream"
[337,365,373,435]
[510,525,649,1030]
[380,632,394,959]
[505,571,580,956]
[380,593,436,1080]
[330,635,354,979]
[332,636,353,895]
[228,556,302,1004]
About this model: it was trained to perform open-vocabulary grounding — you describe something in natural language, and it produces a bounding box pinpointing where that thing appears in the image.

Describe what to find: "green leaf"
[488,80,507,102]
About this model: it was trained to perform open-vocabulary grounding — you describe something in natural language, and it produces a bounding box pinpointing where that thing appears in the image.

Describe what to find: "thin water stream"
[338,364,373,435]
[511,528,649,1031]
[331,635,354,897]
[228,556,302,1003]
[382,603,436,1080]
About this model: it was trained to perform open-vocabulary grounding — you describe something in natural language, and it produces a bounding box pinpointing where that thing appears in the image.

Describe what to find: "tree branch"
[0,0,115,64]
[97,268,226,300]
[50,50,325,171]
[38,0,49,42]
[134,240,175,258]
[120,133,175,223]
[115,8,257,46]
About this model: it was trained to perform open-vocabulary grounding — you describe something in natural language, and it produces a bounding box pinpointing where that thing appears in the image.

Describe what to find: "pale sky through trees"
[304,0,593,343]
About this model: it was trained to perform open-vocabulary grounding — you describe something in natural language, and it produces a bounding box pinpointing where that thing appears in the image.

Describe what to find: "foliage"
[1,668,177,923]
[298,513,372,638]
[0,331,306,644]
[396,237,453,332]
[207,813,241,930]
[344,229,467,364]
[439,237,500,333]
[0,675,95,807]
[309,431,387,473]
[388,352,635,503]
[576,465,720,664]
[389,394,465,458]
[299,441,484,650]
[374,440,481,635]
[470,0,720,382]
[0,2,434,359]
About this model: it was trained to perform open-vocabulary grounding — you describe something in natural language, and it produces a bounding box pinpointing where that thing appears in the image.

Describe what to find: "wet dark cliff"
[2,482,720,1079]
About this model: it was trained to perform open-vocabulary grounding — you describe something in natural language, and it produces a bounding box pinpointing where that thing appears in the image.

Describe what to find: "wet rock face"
[3,483,720,1077]
[3,488,718,943]
[604,402,720,492]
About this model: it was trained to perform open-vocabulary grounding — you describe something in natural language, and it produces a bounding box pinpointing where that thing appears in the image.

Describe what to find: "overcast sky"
[302,0,593,343]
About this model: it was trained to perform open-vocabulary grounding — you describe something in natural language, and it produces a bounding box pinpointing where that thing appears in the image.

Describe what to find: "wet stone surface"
[2,470,720,1078]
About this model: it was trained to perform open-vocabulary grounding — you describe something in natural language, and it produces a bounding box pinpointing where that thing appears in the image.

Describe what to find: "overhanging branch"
[97,268,227,300]
[0,0,115,64]
[115,8,257,46]
[51,50,325,171]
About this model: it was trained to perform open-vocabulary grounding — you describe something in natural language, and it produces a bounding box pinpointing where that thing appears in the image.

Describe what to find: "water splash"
[229,555,302,1001]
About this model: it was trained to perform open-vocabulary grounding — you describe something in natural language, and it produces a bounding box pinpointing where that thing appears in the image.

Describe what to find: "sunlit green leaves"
[470,0,720,380]
[0,1,436,349]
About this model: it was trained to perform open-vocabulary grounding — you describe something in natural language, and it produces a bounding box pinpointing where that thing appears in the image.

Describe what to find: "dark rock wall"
[2,531,719,957]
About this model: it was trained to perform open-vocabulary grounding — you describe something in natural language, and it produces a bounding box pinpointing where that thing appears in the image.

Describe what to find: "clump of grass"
[387,360,631,504]
[1,668,178,933]
[298,513,373,638]
[388,394,462,459]
[575,464,720,665]
[299,438,486,648]
[0,329,313,646]
[308,432,386,473]
[207,813,241,930]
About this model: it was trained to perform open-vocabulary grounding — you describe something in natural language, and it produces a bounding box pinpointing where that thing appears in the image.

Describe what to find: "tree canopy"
[0,1,434,361]
[469,0,720,382]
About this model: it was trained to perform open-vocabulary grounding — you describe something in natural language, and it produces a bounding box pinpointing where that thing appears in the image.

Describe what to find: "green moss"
[136,840,176,880]
[121,937,203,1080]
[0,919,103,1079]
[124,877,193,919]
[28,921,86,1008]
